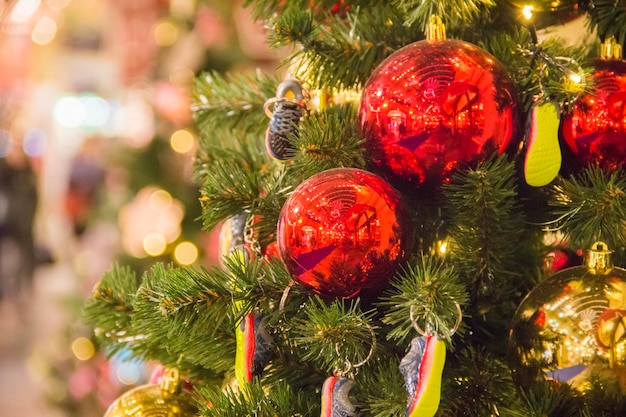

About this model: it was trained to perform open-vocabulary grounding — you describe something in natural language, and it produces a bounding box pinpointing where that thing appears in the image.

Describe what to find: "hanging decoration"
[276,167,412,299]
[358,15,522,189]
[103,368,197,417]
[220,214,275,386]
[320,320,375,417]
[508,242,626,392]
[399,304,462,417]
[264,77,307,161]
[560,37,626,174]
[520,29,585,187]
[523,102,562,187]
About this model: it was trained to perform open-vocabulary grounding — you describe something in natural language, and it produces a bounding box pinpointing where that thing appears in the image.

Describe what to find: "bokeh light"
[143,232,167,256]
[170,129,194,153]
[153,20,178,47]
[81,95,110,128]
[149,189,172,211]
[10,0,41,23]
[54,96,86,128]
[116,362,142,386]
[23,128,47,157]
[174,241,198,265]
[32,16,58,45]
[71,337,95,361]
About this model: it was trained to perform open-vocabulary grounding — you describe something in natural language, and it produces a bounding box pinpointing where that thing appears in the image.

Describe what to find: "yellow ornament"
[524,103,562,187]
[508,242,626,393]
[103,368,198,417]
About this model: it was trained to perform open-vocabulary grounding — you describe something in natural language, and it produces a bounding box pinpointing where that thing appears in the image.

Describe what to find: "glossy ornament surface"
[508,242,626,393]
[358,39,521,189]
[277,168,411,298]
[560,59,626,173]
[104,368,197,417]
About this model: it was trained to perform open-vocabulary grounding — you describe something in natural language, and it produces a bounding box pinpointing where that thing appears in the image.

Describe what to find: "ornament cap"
[160,368,182,396]
[599,37,622,60]
[426,15,446,41]
[586,241,613,274]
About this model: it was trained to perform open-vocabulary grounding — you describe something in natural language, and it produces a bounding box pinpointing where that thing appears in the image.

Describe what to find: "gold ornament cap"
[103,368,198,417]
[599,37,622,60]
[426,15,446,41]
[585,241,613,274]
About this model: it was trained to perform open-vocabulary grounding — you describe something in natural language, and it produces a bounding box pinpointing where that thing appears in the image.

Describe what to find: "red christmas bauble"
[560,59,626,173]
[277,168,412,298]
[358,39,522,189]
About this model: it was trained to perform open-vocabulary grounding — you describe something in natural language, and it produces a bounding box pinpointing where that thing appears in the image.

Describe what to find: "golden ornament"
[104,368,198,417]
[508,242,626,393]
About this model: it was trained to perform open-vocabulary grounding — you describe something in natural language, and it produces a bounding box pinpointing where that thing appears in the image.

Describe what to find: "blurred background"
[0,1,285,415]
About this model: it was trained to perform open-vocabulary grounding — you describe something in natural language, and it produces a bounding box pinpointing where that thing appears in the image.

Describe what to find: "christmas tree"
[84,1,626,416]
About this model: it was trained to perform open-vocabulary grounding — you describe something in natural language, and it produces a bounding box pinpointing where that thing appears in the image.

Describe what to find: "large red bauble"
[560,59,626,173]
[277,168,412,298]
[358,39,522,189]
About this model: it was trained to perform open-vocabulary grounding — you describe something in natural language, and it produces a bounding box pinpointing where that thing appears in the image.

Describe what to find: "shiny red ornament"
[277,168,412,298]
[358,39,522,189]
[560,59,626,173]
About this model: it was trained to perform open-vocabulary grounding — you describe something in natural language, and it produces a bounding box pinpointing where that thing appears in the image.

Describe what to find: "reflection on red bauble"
[560,59,626,173]
[358,39,522,189]
[277,168,412,298]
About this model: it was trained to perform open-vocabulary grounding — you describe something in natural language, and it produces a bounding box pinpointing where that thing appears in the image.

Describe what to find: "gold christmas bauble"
[508,242,626,393]
[104,369,198,417]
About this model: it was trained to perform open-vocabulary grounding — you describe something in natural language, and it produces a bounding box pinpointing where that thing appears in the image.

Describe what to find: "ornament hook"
[334,321,376,377]
[409,302,462,337]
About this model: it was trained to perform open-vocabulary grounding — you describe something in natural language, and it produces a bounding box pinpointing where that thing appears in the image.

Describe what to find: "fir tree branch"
[355,359,407,417]
[379,255,469,345]
[514,37,593,112]
[268,6,418,89]
[440,347,517,417]
[293,297,376,375]
[550,167,626,251]
[394,0,496,30]
[443,155,530,309]
[192,70,279,140]
[83,264,139,356]
[581,374,626,416]
[587,0,626,45]
[198,152,270,231]
[130,263,239,376]
[506,380,584,417]
[282,103,366,184]
[197,380,317,417]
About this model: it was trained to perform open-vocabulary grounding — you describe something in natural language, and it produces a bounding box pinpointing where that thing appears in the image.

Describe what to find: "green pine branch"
[443,155,532,306]
[267,6,418,89]
[82,264,139,357]
[292,297,376,375]
[440,346,517,417]
[129,263,238,377]
[281,103,366,183]
[197,150,274,232]
[355,358,407,417]
[550,167,626,252]
[394,0,496,30]
[587,0,626,45]
[197,380,317,417]
[379,255,469,345]
[192,70,278,141]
